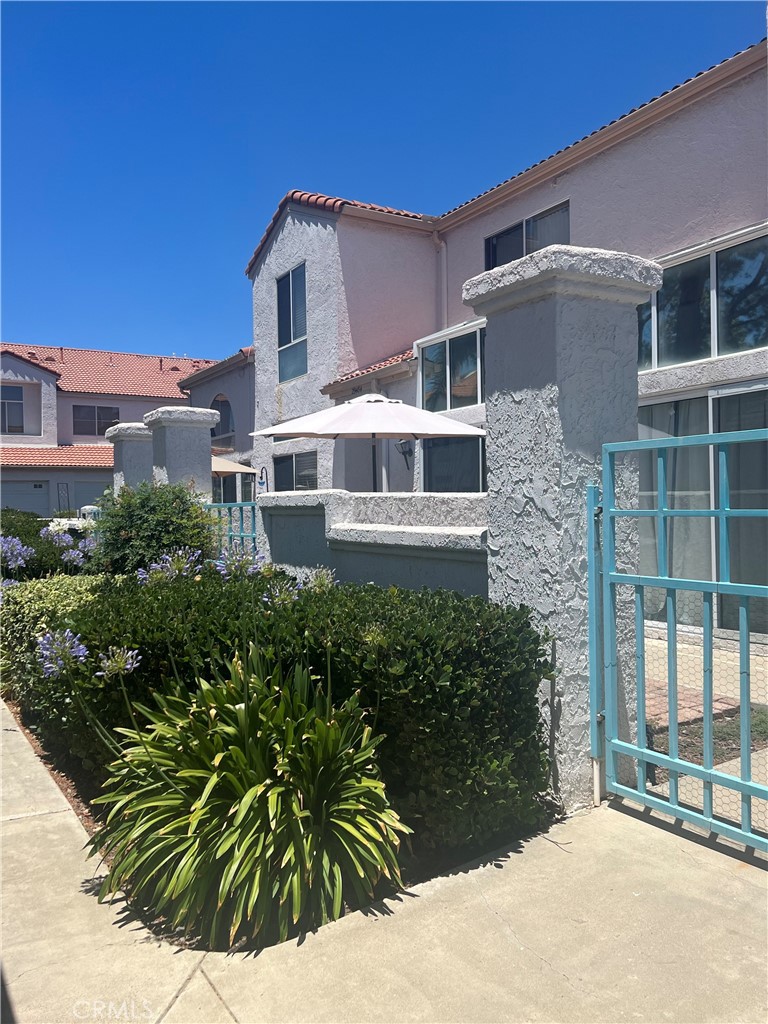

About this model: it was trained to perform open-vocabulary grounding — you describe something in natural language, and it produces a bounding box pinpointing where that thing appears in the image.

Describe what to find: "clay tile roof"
[0,445,114,469]
[325,349,415,388]
[1,344,217,399]
[245,190,426,276]
[442,40,766,218]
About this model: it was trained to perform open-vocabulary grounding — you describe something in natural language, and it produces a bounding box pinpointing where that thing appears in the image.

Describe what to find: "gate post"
[143,407,220,500]
[463,245,662,809]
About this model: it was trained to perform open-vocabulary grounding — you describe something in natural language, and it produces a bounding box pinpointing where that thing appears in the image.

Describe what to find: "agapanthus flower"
[77,537,97,556]
[51,532,74,549]
[0,535,35,570]
[61,548,86,568]
[36,629,89,679]
[39,526,53,541]
[136,548,203,584]
[96,646,141,678]
[261,578,303,606]
[211,547,265,580]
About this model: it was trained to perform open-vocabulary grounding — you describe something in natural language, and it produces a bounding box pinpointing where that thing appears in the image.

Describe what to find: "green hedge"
[1,570,552,851]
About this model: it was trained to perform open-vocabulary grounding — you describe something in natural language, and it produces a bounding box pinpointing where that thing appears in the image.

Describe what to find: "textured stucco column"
[105,422,153,491]
[463,245,663,810]
[143,407,219,499]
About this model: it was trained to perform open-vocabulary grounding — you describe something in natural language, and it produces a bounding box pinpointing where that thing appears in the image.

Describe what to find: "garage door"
[1,480,50,517]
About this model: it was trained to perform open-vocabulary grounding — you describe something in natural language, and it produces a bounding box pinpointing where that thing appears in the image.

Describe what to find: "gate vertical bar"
[635,587,647,793]
[739,598,752,834]
[587,483,604,804]
[601,449,618,793]
[702,591,714,820]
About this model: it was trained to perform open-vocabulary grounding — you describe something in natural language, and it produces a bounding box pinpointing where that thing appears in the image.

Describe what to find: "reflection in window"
[277,263,308,383]
[420,327,484,411]
[73,405,120,436]
[273,451,318,491]
[717,236,768,355]
[423,437,486,492]
[211,395,235,445]
[657,256,711,366]
[1,384,24,434]
[637,234,768,369]
[422,341,446,412]
[485,203,569,270]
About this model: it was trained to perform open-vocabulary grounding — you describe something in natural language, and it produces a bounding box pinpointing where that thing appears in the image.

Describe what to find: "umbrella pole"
[371,434,378,492]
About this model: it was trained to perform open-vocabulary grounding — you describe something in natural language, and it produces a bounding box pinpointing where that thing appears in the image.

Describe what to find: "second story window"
[637,233,768,370]
[73,404,120,436]
[277,263,307,383]
[485,202,570,270]
[420,324,485,412]
[1,384,24,433]
[211,395,235,447]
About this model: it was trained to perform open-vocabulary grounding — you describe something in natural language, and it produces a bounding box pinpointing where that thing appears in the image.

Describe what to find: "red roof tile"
[1,344,217,399]
[245,190,426,276]
[0,445,114,469]
[325,349,415,388]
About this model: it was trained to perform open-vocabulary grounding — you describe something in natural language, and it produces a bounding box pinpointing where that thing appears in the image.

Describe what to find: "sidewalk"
[2,699,767,1024]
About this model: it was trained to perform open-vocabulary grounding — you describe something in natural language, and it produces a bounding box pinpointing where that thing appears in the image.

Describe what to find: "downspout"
[432,230,448,331]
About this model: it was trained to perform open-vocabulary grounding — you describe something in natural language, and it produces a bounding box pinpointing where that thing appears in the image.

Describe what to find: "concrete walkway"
[2,700,767,1024]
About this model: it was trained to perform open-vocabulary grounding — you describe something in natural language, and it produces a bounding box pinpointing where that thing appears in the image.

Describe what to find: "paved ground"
[2,699,767,1024]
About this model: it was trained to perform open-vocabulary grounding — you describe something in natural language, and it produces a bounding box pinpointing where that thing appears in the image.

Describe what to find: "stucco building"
[0,344,215,515]
[246,39,766,631]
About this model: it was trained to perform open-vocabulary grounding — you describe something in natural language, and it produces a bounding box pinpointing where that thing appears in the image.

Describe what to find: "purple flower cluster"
[78,536,97,556]
[211,547,265,581]
[0,535,35,570]
[96,646,142,678]
[262,578,303,607]
[52,532,74,549]
[61,548,86,568]
[137,548,203,584]
[36,629,89,679]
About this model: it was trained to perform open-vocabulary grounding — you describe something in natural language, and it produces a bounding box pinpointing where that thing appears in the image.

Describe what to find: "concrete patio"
[2,698,766,1024]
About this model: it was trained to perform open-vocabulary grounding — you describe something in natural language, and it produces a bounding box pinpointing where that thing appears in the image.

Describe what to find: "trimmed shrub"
[1,570,551,850]
[88,482,217,575]
[90,646,409,949]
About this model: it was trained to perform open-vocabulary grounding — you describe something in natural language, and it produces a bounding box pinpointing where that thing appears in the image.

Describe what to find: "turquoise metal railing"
[589,428,768,852]
[205,501,259,552]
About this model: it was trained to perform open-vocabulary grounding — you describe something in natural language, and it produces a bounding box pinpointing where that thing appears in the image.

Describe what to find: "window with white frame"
[277,263,307,382]
[638,233,768,370]
[72,404,120,436]
[1,384,24,433]
[273,450,317,491]
[420,324,486,413]
[210,394,235,447]
[485,202,570,270]
[637,383,767,634]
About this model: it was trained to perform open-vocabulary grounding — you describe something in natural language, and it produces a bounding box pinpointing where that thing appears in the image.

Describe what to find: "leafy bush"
[88,482,217,575]
[1,508,62,578]
[90,646,409,949]
[2,570,551,851]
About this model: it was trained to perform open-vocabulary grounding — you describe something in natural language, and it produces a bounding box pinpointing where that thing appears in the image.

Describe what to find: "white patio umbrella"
[252,393,485,491]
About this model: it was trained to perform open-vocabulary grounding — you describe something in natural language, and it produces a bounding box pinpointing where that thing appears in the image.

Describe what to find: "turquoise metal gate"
[588,428,768,852]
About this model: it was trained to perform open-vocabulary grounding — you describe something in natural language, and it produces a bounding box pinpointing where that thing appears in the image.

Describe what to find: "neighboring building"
[246,40,766,630]
[178,346,257,503]
[0,344,215,514]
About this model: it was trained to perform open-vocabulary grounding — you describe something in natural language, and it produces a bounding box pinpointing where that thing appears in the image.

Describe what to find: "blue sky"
[2,1,764,360]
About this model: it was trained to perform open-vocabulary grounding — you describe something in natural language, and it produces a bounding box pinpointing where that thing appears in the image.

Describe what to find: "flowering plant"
[136,548,203,584]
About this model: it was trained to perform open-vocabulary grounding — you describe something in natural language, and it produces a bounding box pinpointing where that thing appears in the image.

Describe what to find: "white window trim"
[277,262,308,383]
[414,317,487,412]
[642,227,768,371]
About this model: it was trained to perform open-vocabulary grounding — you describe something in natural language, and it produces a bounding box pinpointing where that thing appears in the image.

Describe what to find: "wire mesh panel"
[590,428,768,852]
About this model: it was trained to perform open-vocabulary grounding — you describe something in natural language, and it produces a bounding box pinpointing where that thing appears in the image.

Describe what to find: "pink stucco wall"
[336,217,437,372]
[441,67,767,326]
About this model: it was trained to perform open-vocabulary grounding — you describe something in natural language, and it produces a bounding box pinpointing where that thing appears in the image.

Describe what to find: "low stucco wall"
[255,490,488,597]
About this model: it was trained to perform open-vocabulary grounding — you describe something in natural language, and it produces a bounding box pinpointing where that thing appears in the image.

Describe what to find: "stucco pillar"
[105,422,153,491]
[462,245,662,810]
[143,407,219,499]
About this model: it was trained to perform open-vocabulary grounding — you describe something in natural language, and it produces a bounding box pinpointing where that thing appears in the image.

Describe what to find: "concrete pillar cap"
[105,422,152,442]
[463,244,663,316]
[144,406,220,429]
